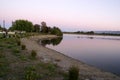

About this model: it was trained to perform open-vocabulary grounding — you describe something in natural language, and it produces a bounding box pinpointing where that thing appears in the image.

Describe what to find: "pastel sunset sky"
[0,0,120,31]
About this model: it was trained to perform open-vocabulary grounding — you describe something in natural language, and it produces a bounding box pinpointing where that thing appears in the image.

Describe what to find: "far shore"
[21,35,120,80]
[63,32,120,36]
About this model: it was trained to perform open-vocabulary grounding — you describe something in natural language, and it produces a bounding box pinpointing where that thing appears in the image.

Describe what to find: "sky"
[0,0,120,31]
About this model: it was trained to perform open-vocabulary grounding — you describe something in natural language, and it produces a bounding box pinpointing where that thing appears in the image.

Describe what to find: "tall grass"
[17,40,21,46]
[21,44,26,50]
[31,50,37,58]
[25,66,38,80]
[0,52,9,77]
[68,66,79,80]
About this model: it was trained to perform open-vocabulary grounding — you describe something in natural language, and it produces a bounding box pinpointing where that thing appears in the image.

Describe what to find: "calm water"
[46,34,120,75]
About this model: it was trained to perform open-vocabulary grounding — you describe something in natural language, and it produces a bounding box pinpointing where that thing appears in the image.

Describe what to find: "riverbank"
[21,35,120,80]
[0,35,65,80]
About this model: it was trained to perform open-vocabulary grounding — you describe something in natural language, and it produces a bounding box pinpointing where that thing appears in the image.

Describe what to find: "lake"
[45,34,120,75]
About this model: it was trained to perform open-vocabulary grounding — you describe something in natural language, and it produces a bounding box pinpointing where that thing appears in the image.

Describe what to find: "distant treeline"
[0,19,63,36]
[63,31,120,36]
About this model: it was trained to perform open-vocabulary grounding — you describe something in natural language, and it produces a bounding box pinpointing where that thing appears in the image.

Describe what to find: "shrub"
[21,44,26,50]
[46,63,56,72]
[51,27,63,36]
[25,66,38,80]
[68,66,79,80]
[31,50,37,58]
[13,48,20,53]
[7,45,13,49]
[17,40,21,46]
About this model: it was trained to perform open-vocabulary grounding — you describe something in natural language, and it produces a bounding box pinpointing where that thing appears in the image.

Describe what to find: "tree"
[41,21,46,26]
[10,20,34,32]
[86,31,94,34]
[41,21,48,33]
[51,27,63,36]
[40,21,63,36]
[8,27,14,31]
[33,24,40,32]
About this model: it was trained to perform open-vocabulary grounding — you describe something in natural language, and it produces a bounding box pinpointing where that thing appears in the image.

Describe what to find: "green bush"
[12,48,20,53]
[17,40,21,46]
[51,27,63,36]
[31,50,37,58]
[21,45,26,50]
[68,66,79,80]
[25,66,38,80]
[7,45,13,49]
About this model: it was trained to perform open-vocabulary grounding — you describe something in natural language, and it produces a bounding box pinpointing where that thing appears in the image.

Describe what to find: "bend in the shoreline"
[21,35,120,80]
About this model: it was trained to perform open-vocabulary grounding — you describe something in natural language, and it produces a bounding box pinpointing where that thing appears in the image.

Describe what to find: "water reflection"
[41,37,63,46]
[46,34,120,75]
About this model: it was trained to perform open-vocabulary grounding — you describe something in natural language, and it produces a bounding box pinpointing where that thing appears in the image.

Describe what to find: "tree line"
[63,31,94,35]
[64,31,120,36]
[8,19,63,36]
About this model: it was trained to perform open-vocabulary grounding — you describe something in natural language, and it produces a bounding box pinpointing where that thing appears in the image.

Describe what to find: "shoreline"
[21,35,120,80]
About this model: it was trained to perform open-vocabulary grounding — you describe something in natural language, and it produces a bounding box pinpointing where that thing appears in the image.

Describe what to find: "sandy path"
[21,35,120,80]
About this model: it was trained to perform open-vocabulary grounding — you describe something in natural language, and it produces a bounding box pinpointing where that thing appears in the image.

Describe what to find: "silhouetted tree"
[41,21,46,26]
[74,31,94,35]
[86,31,94,34]
[47,27,52,33]
[41,21,48,33]
[40,21,63,36]
[33,24,40,32]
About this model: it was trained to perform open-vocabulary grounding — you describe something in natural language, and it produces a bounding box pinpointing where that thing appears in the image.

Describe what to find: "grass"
[0,52,9,77]
[0,34,3,39]
[0,34,65,80]
[12,48,20,53]
[0,43,4,47]
[24,62,61,80]
[25,66,38,80]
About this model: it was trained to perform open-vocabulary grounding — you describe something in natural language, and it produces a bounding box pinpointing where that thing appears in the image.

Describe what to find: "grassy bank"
[0,34,66,80]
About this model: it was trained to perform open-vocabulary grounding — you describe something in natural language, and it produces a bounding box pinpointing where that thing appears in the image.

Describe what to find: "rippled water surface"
[46,34,120,75]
